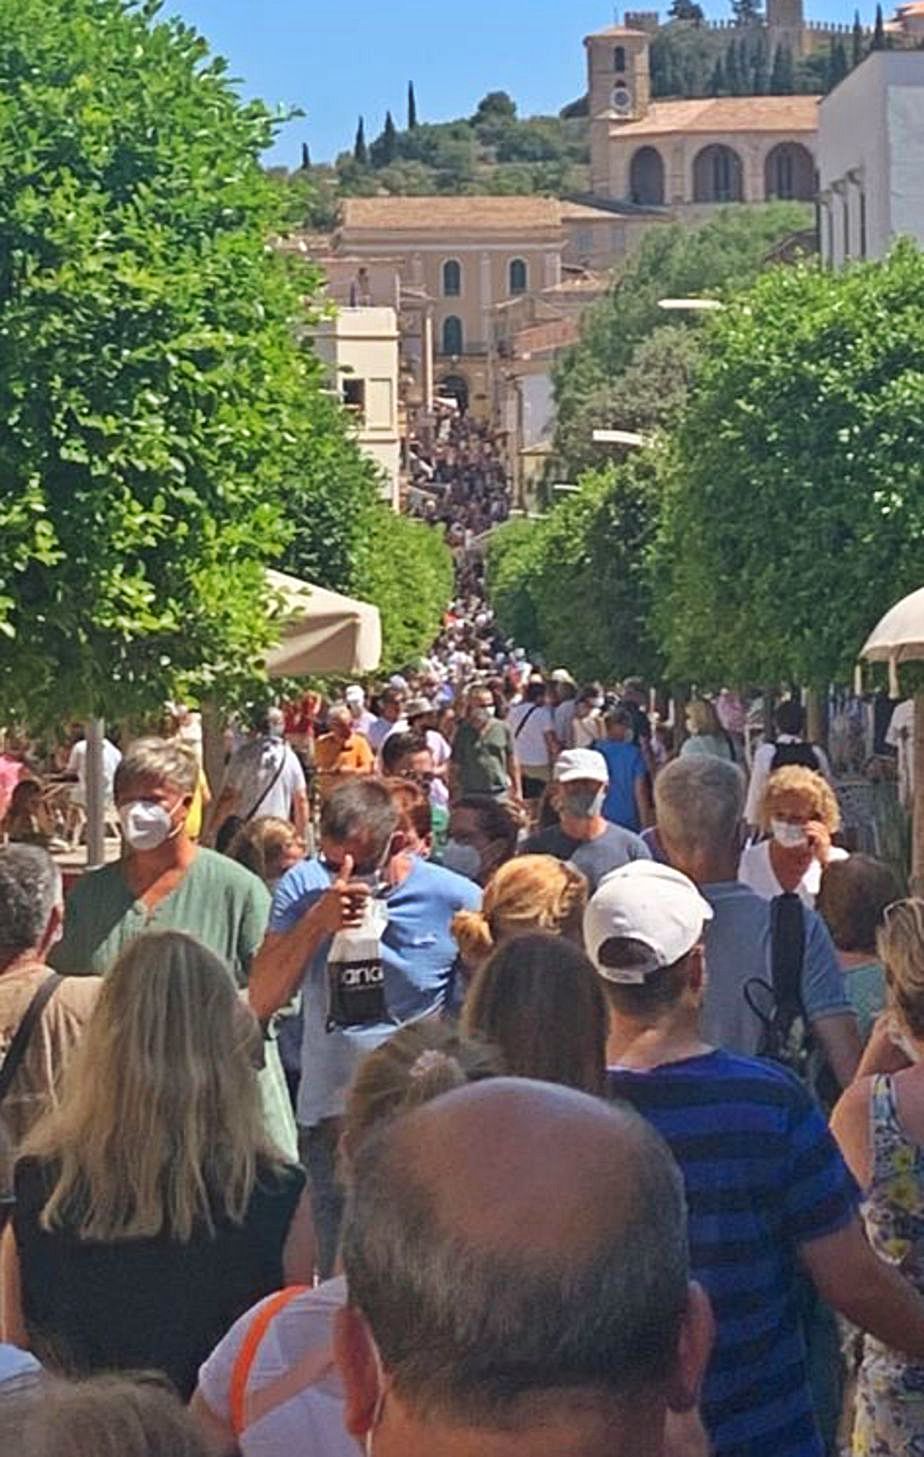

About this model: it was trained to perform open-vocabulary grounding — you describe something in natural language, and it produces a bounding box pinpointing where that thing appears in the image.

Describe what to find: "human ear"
[666,1282,714,1414]
[333,1306,381,1437]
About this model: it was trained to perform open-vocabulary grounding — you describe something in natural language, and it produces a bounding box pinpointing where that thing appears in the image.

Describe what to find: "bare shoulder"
[830,1075,874,1185]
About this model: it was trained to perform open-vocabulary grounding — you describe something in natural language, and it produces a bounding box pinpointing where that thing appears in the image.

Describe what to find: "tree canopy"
[653,242,924,688]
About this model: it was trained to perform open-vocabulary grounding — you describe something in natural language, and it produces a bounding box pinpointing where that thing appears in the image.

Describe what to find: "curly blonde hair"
[759,765,841,835]
[452,855,588,967]
[879,898,924,1039]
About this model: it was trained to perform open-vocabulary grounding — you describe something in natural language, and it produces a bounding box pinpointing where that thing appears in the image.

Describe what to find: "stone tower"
[585,26,652,197]
[767,0,807,57]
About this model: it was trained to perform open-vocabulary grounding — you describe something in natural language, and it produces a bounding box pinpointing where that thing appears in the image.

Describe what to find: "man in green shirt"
[449,687,522,803]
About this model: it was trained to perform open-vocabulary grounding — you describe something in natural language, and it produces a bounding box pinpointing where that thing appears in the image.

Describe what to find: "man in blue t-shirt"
[250,777,480,1275]
[592,707,652,834]
[584,861,924,1457]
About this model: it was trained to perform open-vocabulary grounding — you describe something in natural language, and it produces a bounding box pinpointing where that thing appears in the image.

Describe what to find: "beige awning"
[265,569,382,678]
[860,586,924,695]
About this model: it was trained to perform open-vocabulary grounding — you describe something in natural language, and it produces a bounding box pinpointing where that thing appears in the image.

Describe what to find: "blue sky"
[167,0,868,167]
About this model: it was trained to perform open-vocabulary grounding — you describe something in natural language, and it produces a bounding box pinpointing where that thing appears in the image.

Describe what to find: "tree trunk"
[912,692,924,896]
[84,717,106,869]
[805,688,828,754]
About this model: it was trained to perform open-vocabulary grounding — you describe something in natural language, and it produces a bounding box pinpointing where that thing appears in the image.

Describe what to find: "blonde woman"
[832,900,924,1456]
[679,699,736,763]
[738,765,847,907]
[191,1021,500,1457]
[1,932,312,1398]
[451,854,587,973]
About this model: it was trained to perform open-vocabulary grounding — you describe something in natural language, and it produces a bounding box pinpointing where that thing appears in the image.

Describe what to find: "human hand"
[316,855,370,934]
[804,820,832,864]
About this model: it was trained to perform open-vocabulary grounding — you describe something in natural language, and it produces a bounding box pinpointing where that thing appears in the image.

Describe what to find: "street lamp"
[657,297,726,312]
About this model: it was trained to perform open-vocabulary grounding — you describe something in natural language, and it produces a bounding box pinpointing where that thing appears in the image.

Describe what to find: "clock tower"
[585,24,652,196]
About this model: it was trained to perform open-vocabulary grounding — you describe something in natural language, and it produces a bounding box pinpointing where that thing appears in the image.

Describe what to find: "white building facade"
[818,51,924,267]
[312,306,401,508]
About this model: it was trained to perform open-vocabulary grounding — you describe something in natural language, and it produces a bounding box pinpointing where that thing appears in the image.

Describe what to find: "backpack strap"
[229,1285,310,1436]
[769,892,806,1038]
[0,974,62,1106]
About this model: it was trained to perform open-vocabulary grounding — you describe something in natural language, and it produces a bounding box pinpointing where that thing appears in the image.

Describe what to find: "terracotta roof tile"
[513,318,581,356]
[340,196,563,233]
[608,94,820,138]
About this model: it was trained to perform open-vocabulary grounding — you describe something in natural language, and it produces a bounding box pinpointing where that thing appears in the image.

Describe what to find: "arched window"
[692,145,744,204]
[509,258,528,295]
[629,147,665,206]
[614,46,626,72]
[442,259,461,297]
[764,143,815,202]
[442,316,463,356]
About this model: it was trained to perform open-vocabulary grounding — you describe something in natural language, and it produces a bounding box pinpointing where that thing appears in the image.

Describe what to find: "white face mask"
[770,818,808,850]
[442,839,483,881]
[118,799,181,853]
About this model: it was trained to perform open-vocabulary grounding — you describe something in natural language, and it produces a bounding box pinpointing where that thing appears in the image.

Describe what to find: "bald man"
[334,1078,713,1457]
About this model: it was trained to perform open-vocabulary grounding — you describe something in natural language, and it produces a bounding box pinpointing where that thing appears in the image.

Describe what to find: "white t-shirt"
[554,698,577,747]
[224,738,306,822]
[744,737,834,827]
[572,711,603,750]
[197,1278,357,1457]
[66,738,122,805]
[738,839,848,908]
[886,699,915,810]
[507,701,555,769]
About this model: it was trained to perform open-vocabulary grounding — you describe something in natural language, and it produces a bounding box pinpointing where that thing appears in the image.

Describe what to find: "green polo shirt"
[52,848,270,987]
[451,718,514,797]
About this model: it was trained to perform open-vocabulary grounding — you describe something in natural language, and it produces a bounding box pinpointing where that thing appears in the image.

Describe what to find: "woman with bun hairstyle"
[451,854,587,974]
[191,1021,500,1457]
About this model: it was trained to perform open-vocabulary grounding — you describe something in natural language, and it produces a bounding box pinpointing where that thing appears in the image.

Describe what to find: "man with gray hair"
[0,846,99,1216]
[334,1078,713,1457]
[209,706,308,844]
[251,775,481,1277]
[653,756,861,1088]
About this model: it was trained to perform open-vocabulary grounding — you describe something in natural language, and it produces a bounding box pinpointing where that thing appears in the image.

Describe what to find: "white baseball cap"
[584,861,714,984]
[345,685,365,705]
[550,668,575,684]
[554,748,609,785]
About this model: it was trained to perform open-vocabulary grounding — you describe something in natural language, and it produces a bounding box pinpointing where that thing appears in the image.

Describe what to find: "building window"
[764,143,815,202]
[509,258,528,295]
[692,145,744,204]
[442,259,462,297]
[629,146,665,206]
[614,46,626,72]
[342,377,366,422]
[442,316,463,356]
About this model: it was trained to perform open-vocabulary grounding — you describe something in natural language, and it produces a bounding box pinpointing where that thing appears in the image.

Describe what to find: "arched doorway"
[439,373,469,413]
[692,145,744,203]
[764,143,815,201]
[629,146,665,206]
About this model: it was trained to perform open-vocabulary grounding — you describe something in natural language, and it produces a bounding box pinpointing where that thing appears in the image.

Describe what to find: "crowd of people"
[1,415,924,1457]
[407,408,511,545]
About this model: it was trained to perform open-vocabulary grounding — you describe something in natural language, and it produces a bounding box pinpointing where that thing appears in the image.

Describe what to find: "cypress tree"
[770,42,794,92]
[852,9,865,65]
[752,34,769,93]
[408,80,418,129]
[872,2,886,47]
[381,109,397,164]
[354,115,367,165]
[301,141,311,170]
[709,54,727,94]
[829,37,849,86]
[726,39,743,94]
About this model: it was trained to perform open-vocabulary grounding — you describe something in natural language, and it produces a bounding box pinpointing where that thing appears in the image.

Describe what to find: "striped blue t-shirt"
[608,1050,859,1457]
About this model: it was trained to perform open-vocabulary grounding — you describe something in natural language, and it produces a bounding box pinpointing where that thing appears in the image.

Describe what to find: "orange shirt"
[314,732,374,794]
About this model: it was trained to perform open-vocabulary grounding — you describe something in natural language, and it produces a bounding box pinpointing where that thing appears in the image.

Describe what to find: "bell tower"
[585,25,652,196]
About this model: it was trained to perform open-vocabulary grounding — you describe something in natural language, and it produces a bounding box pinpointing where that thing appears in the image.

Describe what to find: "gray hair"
[341,1096,688,1424]
[113,738,199,799]
[655,757,745,860]
[0,846,62,953]
[319,778,398,859]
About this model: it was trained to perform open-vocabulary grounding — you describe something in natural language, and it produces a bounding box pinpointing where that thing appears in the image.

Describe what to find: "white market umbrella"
[860,586,924,889]
[265,569,382,678]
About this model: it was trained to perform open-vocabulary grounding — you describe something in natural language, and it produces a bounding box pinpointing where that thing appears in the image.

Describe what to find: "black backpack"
[744,893,838,1108]
[770,740,821,773]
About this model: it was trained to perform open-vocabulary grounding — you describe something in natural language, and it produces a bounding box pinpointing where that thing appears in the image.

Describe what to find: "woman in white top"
[506,679,557,802]
[190,1023,500,1457]
[738,764,847,907]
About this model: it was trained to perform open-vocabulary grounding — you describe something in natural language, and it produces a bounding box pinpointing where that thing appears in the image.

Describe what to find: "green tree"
[669,0,705,20]
[301,141,311,170]
[829,38,849,87]
[770,42,795,92]
[731,0,762,21]
[726,39,744,95]
[654,243,924,688]
[356,513,453,671]
[473,90,518,124]
[872,2,886,47]
[0,0,377,721]
[751,34,770,93]
[371,110,398,166]
[354,115,368,164]
[408,80,418,129]
[709,54,728,94]
[852,10,865,65]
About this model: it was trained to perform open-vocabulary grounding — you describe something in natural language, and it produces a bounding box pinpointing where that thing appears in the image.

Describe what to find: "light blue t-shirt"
[701,880,853,1056]
[270,856,481,1129]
